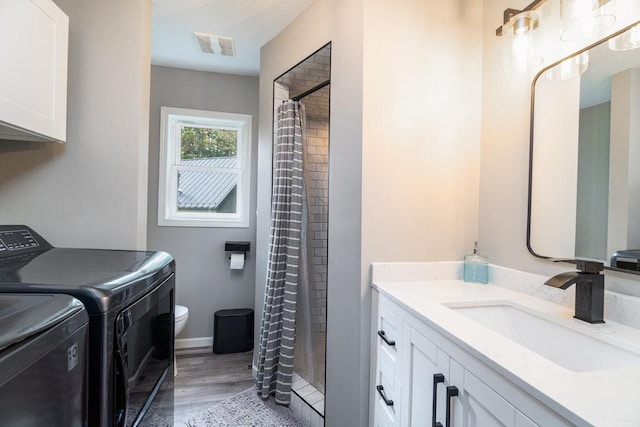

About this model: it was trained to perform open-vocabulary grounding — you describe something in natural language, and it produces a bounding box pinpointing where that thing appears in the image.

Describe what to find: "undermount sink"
[445,301,640,372]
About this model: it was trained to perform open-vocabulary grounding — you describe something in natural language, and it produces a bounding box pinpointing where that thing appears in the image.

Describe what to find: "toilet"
[174,305,189,376]
[174,305,189,336]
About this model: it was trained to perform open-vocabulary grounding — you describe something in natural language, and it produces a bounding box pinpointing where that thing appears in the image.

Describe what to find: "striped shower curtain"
[256,100,305,404]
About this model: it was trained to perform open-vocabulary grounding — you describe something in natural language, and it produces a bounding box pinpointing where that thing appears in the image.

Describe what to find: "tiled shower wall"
[304,117,329,335]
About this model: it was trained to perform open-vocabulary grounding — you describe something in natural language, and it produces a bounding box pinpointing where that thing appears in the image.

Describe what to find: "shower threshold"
[291,371,324,417]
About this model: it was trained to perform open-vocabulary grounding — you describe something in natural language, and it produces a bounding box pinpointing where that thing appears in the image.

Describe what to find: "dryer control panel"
[0,226,52,257]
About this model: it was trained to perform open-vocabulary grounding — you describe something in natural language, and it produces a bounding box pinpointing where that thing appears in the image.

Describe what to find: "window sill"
[157,217,249,228]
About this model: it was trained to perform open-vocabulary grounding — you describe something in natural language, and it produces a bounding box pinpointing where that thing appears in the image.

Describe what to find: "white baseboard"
[175,336,213,349]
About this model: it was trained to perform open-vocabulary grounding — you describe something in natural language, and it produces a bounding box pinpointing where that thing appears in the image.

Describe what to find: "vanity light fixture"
[500,9,543,73]
[560,0,616,41]
[545,51,589,80]
[496,0,619,73]
[608,23,640,51]
[496,1,546,74]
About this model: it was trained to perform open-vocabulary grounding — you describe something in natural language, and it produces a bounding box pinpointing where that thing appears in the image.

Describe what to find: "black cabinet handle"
[432,373,445,427]
[377,330,396,347]
[445,385,459,427]
[376,385,394,407]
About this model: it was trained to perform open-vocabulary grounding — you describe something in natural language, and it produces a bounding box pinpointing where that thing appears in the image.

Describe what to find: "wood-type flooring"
[139,347,255,426]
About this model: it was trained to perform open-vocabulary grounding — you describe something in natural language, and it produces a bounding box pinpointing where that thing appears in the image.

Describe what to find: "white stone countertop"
[372,278,640,426]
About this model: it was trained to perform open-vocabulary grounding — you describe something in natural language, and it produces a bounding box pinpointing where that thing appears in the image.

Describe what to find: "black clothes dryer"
[0,225,176,427]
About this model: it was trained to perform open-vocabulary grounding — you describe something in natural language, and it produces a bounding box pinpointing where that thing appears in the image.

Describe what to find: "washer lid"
[0,294,85,352]
[0,226,175,313]
[2,248,159,286]
[0,248,175,313]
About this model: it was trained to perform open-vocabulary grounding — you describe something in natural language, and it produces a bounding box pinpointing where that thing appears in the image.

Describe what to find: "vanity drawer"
[374,360,400,427]
[376,301,402,378]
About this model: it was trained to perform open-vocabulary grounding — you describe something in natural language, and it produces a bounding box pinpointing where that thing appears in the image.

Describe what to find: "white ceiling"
[578,39,640,108]
[151,0,315,76]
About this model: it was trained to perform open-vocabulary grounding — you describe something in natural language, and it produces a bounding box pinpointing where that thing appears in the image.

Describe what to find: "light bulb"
[513,33,532,73]
[502,11,542,74]
[560,0,616,41]
[570,0,595,27]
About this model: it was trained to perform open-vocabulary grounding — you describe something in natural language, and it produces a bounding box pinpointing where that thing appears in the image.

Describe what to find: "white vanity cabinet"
[0,0,69,142]
[371,291,574,427]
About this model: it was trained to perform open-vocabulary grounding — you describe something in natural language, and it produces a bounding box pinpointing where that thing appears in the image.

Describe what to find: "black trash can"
[213,308,254,354]
[153,312,172,360]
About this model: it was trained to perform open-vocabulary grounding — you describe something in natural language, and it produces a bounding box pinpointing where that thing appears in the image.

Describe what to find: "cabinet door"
[515,411,538,427]
[452,362,523,427]
[0,0,68,142]
[402,326,451,427]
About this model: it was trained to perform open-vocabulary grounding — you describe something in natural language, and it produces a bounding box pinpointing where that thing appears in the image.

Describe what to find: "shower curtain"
[256,100,305,404]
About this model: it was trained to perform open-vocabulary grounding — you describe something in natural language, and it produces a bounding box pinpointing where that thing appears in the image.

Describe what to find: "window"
[158,107,252,227]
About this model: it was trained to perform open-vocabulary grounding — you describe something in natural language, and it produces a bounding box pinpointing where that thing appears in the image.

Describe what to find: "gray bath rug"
[185,388,302,427]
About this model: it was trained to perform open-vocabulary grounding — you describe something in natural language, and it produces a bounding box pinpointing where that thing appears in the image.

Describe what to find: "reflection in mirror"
[529,21,640,275]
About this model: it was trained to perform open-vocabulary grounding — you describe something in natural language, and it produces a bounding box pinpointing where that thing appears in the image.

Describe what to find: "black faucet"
[544,260,605,324]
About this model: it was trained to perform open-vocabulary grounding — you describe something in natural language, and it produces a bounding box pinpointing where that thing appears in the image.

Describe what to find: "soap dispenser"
[464,241,488,284]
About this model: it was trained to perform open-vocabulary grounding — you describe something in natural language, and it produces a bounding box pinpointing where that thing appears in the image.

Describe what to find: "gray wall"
[258,0,483,425]
[257,1,364,425]
[147,66,259,340]
[576,102,610,260]
[0,0,151,249]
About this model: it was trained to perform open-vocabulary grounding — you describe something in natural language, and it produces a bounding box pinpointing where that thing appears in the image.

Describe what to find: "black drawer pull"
[376,385,394,407]
[433,373,445,427]
[445,385,459,427]
[377,330,396,347]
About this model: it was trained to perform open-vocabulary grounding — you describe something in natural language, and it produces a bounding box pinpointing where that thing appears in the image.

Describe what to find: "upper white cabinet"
[0,0,69,142]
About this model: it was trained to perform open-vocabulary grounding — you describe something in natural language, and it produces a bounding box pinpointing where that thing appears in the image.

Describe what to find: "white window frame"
[158,106,252,228]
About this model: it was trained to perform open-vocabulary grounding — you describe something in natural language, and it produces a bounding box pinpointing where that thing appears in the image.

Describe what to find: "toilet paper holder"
[225,241,250,259]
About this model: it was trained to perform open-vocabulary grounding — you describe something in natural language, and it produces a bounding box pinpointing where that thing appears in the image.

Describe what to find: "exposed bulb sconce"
[499,9,543,73]
[560,0,616,41]
[608,23,640,51]
[545,51,589,80]
[496,0,619,74]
